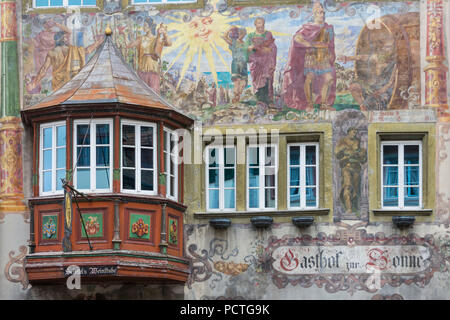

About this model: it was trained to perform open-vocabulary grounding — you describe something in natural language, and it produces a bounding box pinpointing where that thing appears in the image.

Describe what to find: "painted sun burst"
[164,13,241,89]
[163,5,290,90]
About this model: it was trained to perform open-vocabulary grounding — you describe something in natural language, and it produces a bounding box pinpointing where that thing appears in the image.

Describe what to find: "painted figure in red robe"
[247,17,277,105]
[283,2,336,112]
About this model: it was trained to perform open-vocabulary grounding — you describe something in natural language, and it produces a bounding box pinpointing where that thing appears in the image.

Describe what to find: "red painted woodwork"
[27,195,188,284]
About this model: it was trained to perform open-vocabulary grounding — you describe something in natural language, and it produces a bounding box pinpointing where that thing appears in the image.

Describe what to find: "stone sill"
[372,209,433,216]
[194,208,330,219]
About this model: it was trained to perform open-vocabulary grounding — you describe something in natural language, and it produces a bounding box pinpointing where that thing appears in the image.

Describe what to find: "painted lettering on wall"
[273,245,429,274]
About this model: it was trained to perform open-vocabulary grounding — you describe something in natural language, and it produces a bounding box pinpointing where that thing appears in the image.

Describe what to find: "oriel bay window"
[206,146,236,211]
[288,143,319,209]
[381,141,422,209]
[247,145,277,210]
[121,121,157,194]
[73,119,113,192]
[23,33,194,284]
[40,121,66,195]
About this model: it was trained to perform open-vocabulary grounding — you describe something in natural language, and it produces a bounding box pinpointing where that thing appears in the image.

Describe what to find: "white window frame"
[287,142,319,209]
[246,144,278,211]
[121,120,158,195]
[164,128,179,201]
[33,0,97,8]
[381,140,422,209]
[73,119,113,193]
[205,145,236,212]
[39,121,66,196]
[131,0,196,5]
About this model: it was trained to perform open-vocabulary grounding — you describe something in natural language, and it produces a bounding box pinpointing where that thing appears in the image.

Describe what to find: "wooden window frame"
[164,127,179,201]
[287,142,319,210]
[246,144,278,211]
[39,121,66,196]
[205,145,237,212]
[73,118,113,194]
[380,141,422,210]
[120,120,158,196]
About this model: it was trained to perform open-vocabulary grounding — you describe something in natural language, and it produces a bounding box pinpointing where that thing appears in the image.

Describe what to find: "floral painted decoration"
[85,216,100,236]
[132,218,149,238]
[43,218,56,238]
[169,219,178,244]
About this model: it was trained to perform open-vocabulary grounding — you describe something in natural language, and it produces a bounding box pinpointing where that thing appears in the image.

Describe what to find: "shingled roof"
[24,34,192,122]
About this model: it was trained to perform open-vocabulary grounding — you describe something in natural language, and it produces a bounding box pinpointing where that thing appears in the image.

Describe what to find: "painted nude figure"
[222,26,248,103]
[283,2,336,111]
[336,127,367,214]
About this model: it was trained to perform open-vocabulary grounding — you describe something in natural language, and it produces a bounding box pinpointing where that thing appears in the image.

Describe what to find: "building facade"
[0,0,450,300]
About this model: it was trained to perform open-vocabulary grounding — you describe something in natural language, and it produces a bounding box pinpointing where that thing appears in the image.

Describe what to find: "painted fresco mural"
[22,0,422,124]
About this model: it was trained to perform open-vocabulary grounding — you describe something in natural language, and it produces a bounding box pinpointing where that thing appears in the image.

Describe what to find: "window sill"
[29,193,187,211]
[372,209,432,216]
[24,5,102,14]
[194,208,329,219]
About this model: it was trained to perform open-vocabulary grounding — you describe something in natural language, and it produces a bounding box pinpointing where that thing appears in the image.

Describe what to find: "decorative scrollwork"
[187,243,213,289]
[209,238,238,260]
[4,245,29,290]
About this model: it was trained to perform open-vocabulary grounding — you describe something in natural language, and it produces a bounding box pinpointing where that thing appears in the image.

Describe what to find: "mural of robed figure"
[27,25,104,93]
[247,17,277,105]
[127,22,172,94]
[283,2,336,112]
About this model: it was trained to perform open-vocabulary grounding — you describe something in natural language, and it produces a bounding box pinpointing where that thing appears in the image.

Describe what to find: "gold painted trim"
[0,116,23,130]
[0,37,17,42]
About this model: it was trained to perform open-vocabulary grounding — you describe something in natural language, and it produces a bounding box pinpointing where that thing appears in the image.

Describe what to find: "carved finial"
[105,25,112,36]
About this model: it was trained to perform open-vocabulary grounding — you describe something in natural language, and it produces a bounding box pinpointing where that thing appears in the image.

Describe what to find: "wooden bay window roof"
[21,33,193,127]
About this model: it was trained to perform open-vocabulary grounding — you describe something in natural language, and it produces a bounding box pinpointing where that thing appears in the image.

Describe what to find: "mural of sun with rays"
[163,10,289,90]
[164,13,241,89]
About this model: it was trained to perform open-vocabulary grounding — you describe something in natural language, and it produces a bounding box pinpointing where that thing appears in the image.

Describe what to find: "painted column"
[0,0,26,213]
[425,0,449,120]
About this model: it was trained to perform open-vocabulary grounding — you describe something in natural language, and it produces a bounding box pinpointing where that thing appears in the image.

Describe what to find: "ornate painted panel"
[80,212,104,238]
[74,208,108,243]
[168,215,179,246]
[39,210,61,244]
[126,209,154,242]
